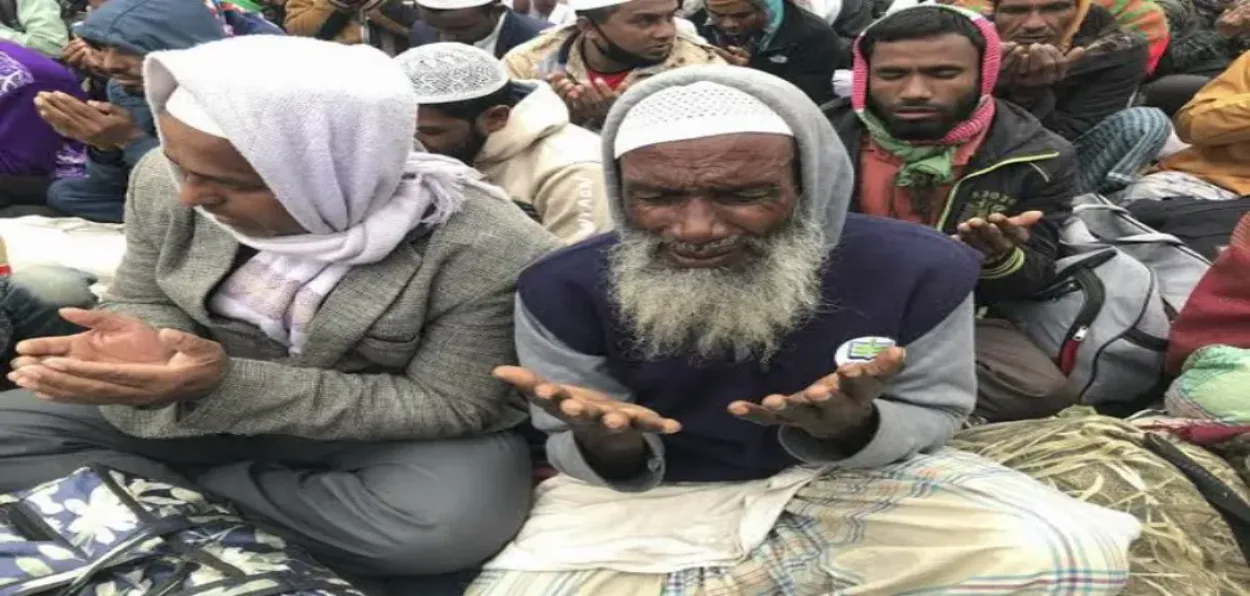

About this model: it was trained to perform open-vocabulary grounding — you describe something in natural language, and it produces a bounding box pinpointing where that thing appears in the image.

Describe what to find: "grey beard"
[608,219,828,363]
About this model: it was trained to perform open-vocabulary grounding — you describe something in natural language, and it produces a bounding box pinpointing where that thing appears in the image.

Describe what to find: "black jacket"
[693,2,848,105]
[410,8,548,59]
[996,5,1148,141]
[825,98,1078,304]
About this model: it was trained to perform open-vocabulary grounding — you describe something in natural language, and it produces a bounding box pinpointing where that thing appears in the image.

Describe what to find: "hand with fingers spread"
[12,309,174,369]
[495,365,679,478]
[494,365,680,436]
[1218,2,1250,36]
[8,310,228,406]
[713,45,751,66]
[727,347,905,446]
[952,210,1042,265]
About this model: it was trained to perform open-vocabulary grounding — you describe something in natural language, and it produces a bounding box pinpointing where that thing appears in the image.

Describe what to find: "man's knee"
[974,320,1075,421]
[988,507,1136,591]
[354,433,533,575]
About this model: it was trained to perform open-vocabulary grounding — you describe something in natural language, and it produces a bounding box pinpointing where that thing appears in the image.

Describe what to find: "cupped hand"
[728,346,905,440]
[494,365,680,436]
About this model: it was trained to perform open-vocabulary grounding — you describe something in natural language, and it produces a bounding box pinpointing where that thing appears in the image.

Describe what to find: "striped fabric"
[468,449,1138,596]
[1074,106,1172,193]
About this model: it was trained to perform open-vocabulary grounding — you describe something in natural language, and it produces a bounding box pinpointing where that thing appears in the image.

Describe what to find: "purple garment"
[0,41,87,178]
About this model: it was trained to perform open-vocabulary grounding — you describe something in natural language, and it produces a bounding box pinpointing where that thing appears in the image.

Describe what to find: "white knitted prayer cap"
[395,43,509,105]
[569,0,630,11]
[612,80,794,158]
[416,0,494,9]
[164,86,226,138]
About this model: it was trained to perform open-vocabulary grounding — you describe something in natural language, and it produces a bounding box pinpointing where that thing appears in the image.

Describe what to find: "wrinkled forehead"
[618,133,797,189]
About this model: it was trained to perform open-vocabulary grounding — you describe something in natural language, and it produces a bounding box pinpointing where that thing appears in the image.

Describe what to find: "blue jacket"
[410,9,548,59]
[66,0,227,214]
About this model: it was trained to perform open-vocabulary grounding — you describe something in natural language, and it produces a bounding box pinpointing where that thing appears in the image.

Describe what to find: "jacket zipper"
[935,152,1062,231]
[1057,266,1105,375]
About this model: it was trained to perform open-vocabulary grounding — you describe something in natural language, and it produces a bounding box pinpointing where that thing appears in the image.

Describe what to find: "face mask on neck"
[586,22,666,71]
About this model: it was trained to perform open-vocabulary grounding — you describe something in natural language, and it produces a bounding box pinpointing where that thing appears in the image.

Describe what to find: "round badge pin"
[834,336,897,367]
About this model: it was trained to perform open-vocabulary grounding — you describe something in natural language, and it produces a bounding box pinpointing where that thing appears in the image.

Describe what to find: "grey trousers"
[0,390,532,578]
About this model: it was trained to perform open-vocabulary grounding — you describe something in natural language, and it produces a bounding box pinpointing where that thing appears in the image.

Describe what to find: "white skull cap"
[395,42,509,104]
[612,80,794,158]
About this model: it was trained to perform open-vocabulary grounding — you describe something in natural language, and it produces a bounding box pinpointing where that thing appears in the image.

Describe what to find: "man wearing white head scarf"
[469,65,1138,595]
[0,35,561,578]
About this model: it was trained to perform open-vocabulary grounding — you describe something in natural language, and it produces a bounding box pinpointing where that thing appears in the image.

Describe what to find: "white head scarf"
[146,35,508,353]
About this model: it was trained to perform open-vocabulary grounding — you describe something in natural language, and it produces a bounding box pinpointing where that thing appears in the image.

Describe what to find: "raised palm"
[16,309,174,365]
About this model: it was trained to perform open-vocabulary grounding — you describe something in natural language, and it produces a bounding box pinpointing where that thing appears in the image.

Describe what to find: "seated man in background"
[0,40,85,210]
[470,64,1138,595]
[1,35,561,580]
[1143,51,1250,201]
[0,0,68,57]
[691,0,848,104]
[36,0,225,223]
[989,0,1170,193]
[399,43,611,243]
[411,0,550,58]
[284,0,415,55]
[502,0,723,129]
[826,5,1076,423]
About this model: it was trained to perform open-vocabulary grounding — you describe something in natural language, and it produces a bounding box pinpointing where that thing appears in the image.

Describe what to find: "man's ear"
[479,105,512,134]
[575,15,597,38]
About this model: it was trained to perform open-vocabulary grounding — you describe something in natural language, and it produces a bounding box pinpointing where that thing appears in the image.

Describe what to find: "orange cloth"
[857,125,991,226]
[1159,52,1250,196]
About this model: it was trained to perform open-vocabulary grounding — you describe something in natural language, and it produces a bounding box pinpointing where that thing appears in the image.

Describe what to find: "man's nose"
[670,198,726,243]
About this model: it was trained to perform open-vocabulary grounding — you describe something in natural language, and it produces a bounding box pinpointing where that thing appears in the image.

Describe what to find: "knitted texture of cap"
[612,80,793,158]
[395,43,509,105]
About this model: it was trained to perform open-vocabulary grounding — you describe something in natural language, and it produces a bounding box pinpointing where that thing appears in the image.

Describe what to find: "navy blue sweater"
[517,214,982,483]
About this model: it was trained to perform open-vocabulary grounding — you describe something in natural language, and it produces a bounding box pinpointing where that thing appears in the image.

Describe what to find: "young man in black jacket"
[693,0,847,104]
[825,5,1077,423]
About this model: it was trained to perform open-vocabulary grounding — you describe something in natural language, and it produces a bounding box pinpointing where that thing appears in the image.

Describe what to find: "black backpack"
[1128,196,1250,260]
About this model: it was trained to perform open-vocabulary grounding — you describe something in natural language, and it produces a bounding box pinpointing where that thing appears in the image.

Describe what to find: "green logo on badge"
[846,338,891,360]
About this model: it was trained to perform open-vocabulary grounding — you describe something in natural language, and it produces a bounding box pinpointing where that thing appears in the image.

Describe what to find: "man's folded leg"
[192,431,533,577]
[0,389,251,492]
[468,450,1139,596]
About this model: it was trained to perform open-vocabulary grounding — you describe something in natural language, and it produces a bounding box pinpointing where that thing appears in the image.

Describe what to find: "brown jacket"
[284,0,408,46]
[501,24,724,90]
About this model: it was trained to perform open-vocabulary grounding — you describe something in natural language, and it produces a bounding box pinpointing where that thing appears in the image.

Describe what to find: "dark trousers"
[1139,74,1213,118]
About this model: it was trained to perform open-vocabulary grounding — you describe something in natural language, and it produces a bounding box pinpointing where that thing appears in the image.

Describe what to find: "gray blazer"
[99,153,562,441]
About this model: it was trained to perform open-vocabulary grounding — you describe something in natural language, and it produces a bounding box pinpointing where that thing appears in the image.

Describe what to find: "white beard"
[608,219,828,363]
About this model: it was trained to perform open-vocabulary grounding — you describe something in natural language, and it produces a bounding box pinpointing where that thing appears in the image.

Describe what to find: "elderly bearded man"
[466,65,1139,596]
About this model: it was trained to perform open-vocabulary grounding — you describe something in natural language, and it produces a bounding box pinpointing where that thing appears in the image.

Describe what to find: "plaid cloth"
[468,449,1138,595]
[1075,107,1172,193]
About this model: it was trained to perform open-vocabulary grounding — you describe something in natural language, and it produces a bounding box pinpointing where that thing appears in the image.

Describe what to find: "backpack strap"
[315,8,354,40]
[1142,433,1250,564]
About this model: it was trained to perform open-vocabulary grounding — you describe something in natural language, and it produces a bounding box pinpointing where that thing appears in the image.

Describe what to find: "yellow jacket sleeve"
[284,0,361,43]
[1175,51,1250,147]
